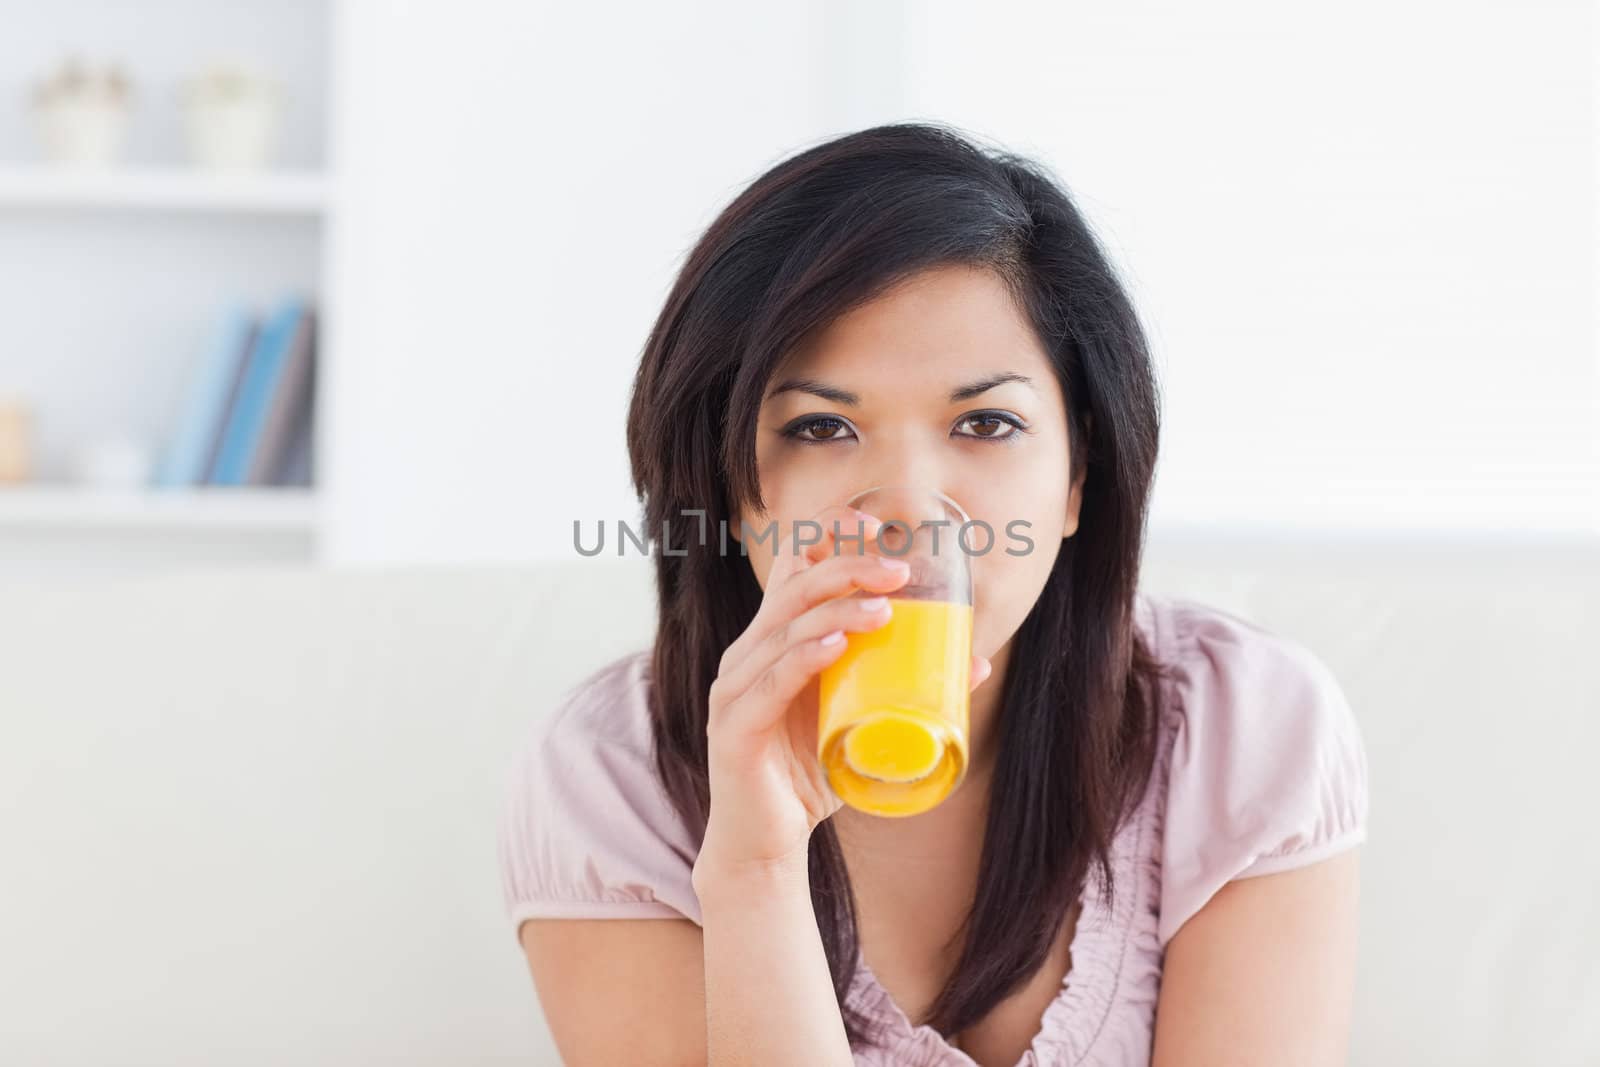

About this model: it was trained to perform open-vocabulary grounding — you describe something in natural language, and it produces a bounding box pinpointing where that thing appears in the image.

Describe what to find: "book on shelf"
[152,303,256,488]
[153,296,317,491]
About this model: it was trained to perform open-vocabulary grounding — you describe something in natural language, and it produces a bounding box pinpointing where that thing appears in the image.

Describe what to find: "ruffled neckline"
[841,777,1159,1065]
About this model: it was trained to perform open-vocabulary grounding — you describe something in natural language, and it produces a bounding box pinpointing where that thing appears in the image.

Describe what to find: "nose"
[842,483,974,595]
[845,430,972,532]
[844,484,969,529]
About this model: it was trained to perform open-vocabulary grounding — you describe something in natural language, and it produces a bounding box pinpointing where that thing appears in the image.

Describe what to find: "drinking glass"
[817,485,974,817]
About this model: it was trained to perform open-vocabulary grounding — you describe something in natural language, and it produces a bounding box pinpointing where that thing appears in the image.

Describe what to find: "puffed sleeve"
[496,649,703,934]
[1156,601,1370,947]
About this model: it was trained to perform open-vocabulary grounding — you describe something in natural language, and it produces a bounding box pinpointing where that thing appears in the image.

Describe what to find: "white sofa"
[3,535,1596,1065]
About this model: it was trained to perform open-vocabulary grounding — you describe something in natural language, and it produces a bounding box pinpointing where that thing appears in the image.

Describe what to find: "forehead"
[770,264,1054,389]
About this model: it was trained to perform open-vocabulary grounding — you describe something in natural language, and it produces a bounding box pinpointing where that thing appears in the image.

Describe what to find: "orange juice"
[818,597,973,817]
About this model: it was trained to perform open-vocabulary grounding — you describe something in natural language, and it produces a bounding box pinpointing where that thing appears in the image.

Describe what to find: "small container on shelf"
[71,436,155,490]
[181,61,283,172]
[0,398,34,484]
[30,56,133,168]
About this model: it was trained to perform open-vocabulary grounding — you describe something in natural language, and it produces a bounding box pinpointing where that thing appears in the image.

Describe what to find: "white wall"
[324,0,1597,565]
[325,1,840,564]
[898,0,1598,536]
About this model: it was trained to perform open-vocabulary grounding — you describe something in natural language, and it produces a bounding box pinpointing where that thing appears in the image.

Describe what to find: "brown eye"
[956,412,1023,440]
[784,416,856,443]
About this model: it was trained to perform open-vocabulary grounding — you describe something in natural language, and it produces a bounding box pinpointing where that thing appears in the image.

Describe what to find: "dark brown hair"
[625,121,1164,1049]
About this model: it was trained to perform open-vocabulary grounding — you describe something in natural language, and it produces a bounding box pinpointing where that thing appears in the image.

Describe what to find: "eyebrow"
[765,371,1036,406]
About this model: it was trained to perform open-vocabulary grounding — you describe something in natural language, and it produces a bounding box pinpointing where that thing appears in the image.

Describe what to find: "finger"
[740,552,909,664]
[716,586,896,699]
[766,504,884,589]
[720,629,853,739]
[724,504,891,667]
[719,552,902,683]
[970,653,992,692]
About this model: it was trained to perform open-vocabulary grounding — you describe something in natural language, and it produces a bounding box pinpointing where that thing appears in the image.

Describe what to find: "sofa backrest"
[2,538,1594,1064]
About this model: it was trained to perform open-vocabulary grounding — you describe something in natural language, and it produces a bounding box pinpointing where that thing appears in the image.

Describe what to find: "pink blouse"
[497,593,1370,1065]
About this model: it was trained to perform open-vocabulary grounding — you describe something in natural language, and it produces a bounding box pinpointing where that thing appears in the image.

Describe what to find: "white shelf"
[0,487,320,532]
[0,166,329,215]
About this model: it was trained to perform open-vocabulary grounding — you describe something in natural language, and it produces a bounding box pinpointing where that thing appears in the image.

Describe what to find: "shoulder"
[542,647,657,754]
[1136,594,1370,946]
[496,648,703,931]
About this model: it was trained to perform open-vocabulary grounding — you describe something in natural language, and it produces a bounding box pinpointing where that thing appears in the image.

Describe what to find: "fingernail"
[878,557,911,571]
[820,630,845,646]
[858,596,888,612]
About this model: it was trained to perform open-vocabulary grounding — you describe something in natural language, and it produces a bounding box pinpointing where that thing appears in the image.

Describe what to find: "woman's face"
[734,263,1084,662]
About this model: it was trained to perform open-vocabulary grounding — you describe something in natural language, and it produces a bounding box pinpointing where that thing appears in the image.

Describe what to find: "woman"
[498,123,1369,1066]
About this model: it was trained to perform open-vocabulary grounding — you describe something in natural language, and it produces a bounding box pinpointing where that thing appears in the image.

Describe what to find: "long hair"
[625,121,1164,1049]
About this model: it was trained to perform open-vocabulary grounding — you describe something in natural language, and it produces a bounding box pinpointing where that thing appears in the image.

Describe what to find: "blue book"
[152,303,257,488]
[209,299,306,486]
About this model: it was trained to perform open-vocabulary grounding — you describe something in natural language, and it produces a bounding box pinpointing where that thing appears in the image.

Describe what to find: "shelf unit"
[0,0,333,574]
[0,167,330,215]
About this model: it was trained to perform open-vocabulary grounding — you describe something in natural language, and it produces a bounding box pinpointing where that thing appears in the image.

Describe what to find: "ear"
[1064,413,1092,539]
[1063,463,1087,539]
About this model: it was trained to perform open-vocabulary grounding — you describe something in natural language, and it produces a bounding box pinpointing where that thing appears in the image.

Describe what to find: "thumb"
[969,653,993,691]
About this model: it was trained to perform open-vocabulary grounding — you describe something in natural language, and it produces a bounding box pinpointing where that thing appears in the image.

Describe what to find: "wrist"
[692,839,812,904]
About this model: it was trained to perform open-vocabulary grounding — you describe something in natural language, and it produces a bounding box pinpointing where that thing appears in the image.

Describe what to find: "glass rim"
[843,484,973,527]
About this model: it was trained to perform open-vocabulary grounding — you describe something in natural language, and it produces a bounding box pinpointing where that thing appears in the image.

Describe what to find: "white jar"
[73,437,154,489]
[34,94,131,168]
[182,68,282,172]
